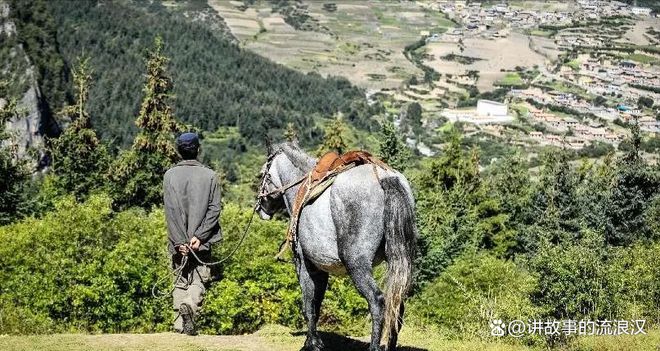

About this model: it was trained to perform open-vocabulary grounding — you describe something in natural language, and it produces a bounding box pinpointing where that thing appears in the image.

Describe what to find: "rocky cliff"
[0,0,54,167]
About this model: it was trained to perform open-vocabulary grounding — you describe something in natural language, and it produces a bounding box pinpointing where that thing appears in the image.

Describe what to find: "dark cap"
[176,132,200,149]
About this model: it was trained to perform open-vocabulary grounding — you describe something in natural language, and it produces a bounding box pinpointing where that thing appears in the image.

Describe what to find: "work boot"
[179,303,197,336]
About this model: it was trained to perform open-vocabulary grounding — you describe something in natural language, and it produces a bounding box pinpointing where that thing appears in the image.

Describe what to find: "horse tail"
[380,176,416,345]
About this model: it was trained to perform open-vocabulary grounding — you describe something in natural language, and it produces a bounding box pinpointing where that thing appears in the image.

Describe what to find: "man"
[164,132,222,335]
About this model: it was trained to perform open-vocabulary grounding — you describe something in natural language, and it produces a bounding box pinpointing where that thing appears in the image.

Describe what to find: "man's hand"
[178,244,189,256]
[189,236,201,251]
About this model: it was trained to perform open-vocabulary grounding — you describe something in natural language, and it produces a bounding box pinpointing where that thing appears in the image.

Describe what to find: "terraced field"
[423,32,548,92]
[208,0,456,89]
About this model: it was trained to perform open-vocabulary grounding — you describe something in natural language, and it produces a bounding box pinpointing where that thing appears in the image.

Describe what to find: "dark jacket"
[163,160,222,255]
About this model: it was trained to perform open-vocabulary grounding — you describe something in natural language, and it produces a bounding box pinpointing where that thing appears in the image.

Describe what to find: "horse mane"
[276,142,316,173]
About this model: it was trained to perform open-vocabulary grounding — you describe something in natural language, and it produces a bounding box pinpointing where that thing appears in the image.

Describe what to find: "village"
[423,0,654,40]
[411,0,659,156]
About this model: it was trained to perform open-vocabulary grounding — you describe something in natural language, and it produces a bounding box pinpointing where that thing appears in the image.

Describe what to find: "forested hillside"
[1,1,660,349]
[8,0,377,147]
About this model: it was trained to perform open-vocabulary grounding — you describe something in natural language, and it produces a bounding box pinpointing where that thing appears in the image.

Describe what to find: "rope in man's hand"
[151,203,257,298]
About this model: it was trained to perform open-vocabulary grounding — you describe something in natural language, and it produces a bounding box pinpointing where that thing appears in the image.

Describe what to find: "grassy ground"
[627,53,658,65]
[496,72,525,86]
[1,325,659,351]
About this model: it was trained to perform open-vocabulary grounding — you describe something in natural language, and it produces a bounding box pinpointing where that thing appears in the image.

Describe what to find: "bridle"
[256,149,306,212]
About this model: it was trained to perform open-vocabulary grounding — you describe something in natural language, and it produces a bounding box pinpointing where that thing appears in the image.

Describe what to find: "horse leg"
[295,255,329,351]
[346,260,385,351]
[386,302,404,351]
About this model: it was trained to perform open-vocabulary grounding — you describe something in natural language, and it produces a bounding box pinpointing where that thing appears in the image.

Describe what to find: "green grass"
[511,104,530,118]
[1,327,659,351]
[627,53,658,65]
[538,80,595,100]
[529,29,555,37]
[496,72,525,86]
[566,59,581,71]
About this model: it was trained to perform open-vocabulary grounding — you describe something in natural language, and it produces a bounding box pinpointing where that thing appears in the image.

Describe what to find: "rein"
[258,174,306,199]
[151,197,259,298]
[152,150,303,298]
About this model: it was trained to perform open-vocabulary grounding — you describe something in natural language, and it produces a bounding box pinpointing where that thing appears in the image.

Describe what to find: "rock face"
[0,0,53,166]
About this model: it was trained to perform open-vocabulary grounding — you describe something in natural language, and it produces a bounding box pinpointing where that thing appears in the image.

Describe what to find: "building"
[631,7,652,16]
[477,99,508,117]
[620,60,637,69]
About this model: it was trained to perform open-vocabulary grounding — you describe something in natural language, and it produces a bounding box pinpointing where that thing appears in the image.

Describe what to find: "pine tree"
[0,82,30,224]
[50,58,109,200]
[109,37,181,209]
[399,102,422,135]
[283,122,298,142]
[606,121,660,245]
[317,115,347,156]
[377,120,411,171]
[531,150,581,237]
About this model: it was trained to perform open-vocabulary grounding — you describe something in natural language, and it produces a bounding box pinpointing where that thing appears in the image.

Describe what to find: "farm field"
[423,32,547,92]
[622,17,660,46]
[208,0,456,89]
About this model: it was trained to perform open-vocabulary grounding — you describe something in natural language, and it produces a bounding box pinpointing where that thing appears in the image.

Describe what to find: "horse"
[256,142,417,351]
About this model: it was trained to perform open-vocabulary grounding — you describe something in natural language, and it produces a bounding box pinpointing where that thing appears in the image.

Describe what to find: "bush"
[0,196,371,335]
[531,231,660,326]
[409,252,539,338]
[0,195,171,334]
[607,243,660,324]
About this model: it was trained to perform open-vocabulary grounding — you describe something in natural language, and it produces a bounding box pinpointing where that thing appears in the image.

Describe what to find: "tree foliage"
[49,58,109,200]
[38,0,372,146]
[317,116,348,156]
[108,38,181,210]
[0,86,31,225]
[377,120,411,171]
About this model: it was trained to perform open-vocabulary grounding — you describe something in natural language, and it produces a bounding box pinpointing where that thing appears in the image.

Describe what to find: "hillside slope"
[7,0,377,148]
[0,0,60,162]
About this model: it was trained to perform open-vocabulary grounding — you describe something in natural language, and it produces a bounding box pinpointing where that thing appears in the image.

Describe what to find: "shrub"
[0,195,171,334]
[607,242,660,324]
[409,252,539,338]
[0,196,370,335]
[531,231,660,326]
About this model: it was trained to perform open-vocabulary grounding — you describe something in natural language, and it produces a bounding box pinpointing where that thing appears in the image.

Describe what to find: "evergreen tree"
[605,122,660,245]
[108,37,181,209]
[414,128,507,288]
[377,120,411,171]
[49,58,109,200]
[528,150,581,245]
[0,83,30,224]
[317,115,347,156]
[283,122,298,142]
[399,102,422,135]
[485,154,533,257]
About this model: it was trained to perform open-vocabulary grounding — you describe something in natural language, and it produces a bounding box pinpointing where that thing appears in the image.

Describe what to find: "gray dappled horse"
[256,142,417,351]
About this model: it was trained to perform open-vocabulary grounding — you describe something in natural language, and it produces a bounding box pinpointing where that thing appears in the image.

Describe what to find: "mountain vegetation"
[0,1,659,349]
[0,83,31,224]
[108,37,182,210]
[7,0,377,148]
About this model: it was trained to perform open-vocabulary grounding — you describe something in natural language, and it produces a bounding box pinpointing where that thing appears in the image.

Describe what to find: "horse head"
[256,146,287,220]
[256,141,315,220]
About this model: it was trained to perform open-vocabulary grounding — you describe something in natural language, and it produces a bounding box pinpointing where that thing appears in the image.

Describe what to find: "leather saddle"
[311,150,383,183]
